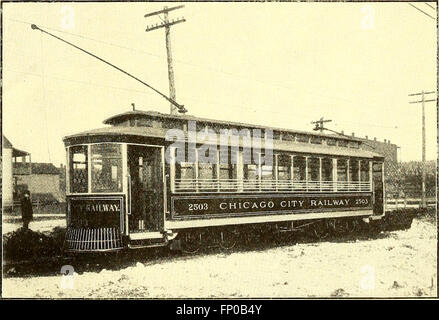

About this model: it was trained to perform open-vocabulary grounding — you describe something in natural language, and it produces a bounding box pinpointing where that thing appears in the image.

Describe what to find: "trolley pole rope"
[31,24,187,114]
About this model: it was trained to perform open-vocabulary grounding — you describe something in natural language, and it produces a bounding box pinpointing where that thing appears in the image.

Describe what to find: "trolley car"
[63,110,385,252]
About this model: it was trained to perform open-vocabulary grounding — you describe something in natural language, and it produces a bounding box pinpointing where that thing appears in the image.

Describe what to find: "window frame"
[90,143,123,193]
[67,143,126,195]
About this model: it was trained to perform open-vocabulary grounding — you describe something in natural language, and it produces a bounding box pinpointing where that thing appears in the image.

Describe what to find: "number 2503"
[188,203,208,211]
[356,199,369,205]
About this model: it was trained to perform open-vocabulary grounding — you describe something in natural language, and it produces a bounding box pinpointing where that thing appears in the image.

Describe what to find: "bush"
[3,227,66,261]
[381,208,430,232]
[416,207,436,223]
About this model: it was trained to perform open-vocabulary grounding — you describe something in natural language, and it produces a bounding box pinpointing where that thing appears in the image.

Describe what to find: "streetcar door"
[127,145,163,233]
[372,161,384,215]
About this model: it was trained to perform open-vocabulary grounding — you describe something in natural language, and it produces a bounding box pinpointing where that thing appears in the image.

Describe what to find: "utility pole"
[311,117,332,133]
[145,5,186,115]
[310,117,376,150]
[409,90,436,208]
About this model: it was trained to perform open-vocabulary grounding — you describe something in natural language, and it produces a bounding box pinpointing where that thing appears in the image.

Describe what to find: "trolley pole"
[409,90,436,208]
[145,5,186,115]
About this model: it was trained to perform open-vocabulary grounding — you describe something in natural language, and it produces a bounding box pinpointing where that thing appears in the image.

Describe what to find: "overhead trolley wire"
[30,23,187,113]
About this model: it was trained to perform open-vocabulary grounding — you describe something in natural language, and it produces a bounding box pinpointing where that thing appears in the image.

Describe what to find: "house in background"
[2,135,65,212]
[1,135,31,210]
[15,162,65,204]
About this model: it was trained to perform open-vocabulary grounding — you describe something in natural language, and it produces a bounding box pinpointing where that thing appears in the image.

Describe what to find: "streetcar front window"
[69,145,88,193]
[91,144,123,193]
[360,160,370,182]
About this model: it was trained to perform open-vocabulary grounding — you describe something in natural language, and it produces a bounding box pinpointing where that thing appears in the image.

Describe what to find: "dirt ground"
[2,216,437,298]
[2,216,65,234]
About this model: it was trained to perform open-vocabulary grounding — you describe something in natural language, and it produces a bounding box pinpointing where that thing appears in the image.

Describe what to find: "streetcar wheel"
[312,221,329,239]
[327,219,345,235]
[219,230,237,251]
[345,219,358,233]
[181,232,202,254]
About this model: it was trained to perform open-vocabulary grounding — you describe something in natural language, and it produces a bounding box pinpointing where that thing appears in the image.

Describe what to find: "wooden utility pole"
[311,117,332,133]
[409,90,436,208]
[145,5,186,115]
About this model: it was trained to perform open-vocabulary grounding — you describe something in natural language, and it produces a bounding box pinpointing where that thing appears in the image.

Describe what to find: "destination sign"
[69,197,123,228]
[171,194,372,218]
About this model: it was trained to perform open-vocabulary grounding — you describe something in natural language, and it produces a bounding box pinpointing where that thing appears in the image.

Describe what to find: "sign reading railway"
[69,197,123,228]
[171,194,372,218]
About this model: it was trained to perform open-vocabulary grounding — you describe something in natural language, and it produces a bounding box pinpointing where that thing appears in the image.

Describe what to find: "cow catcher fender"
[65,196,125,252]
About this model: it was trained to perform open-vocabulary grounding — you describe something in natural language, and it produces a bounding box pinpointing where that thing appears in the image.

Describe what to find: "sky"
[2,1,437,166]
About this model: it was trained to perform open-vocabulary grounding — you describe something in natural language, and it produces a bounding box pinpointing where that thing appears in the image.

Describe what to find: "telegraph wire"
[39,32,52,163]
[5,67,403,132]
[30,24,187,113]
[5,69,157,97]
[408,3,436,20]
[6,17,371,106]
[5,18,432,132]
[424,3,436,11]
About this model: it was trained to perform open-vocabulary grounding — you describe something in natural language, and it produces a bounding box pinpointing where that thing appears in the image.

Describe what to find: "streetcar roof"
[63,126,383,159]
[102,110,365,142]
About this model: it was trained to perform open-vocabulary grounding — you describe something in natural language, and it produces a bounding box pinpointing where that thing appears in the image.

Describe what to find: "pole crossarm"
[408,91,436,96]
[409,99,436,103]
[311,117,332,133]
[144,5,186,115]
[144,5,185,18]
[145,18,186,32]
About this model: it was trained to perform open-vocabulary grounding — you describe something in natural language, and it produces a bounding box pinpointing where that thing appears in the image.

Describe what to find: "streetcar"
[63,109,385,252]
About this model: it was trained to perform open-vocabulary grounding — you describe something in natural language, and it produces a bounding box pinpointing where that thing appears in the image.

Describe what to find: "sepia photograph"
[1,0,437,301]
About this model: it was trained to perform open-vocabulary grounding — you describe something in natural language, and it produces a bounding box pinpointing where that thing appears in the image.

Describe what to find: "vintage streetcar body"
[63,110,385,252]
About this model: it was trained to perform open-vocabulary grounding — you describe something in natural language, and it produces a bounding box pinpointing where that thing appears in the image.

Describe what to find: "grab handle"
[127,174,132,215]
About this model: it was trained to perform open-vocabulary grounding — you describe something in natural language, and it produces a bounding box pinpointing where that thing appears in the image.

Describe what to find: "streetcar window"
[69,145,88,193]
[326,138,336,146]
[307,157,320,181]
[349,141,360,149]
[196,123,207,132]
[137,118,153,127]
[198,149,217,191]
[293,156,306,181]
[296,134,309,143]
[176,162,196,180]
[349,159,360,182]
[90,144,123,193]
[244,164,258,180]
[261,165,273,179]
[310,136,322,144]
[360,160,370,182]
[242,162,258,191]
[219,149,237,179]
[337,159,348,182]
[322,158,333,181]
[162,120,183,130]
[282,133,295,141]
[372,162,383,182]
[261,164,274,190]
[277,155,291,180]
[251,129,265,139]
[338,140,348,147]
